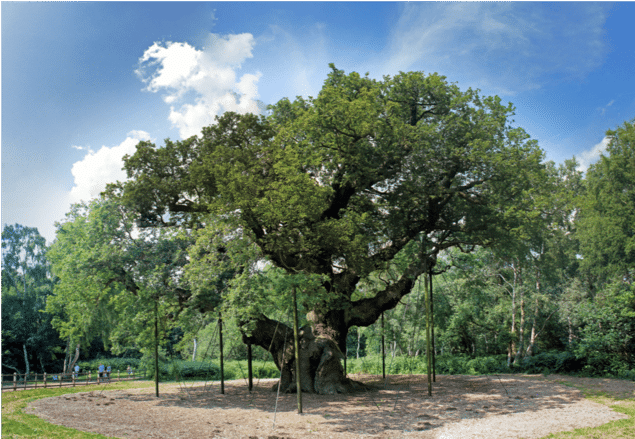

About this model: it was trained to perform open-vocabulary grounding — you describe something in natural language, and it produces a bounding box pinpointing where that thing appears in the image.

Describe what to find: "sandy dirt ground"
[26,374,633,439]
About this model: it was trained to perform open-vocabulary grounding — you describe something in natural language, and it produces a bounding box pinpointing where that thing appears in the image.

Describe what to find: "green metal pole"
[292,287,303,414]
[425,259,432,396]
[219,312,224,395]
[247,342,253,392]
[381,312,386,379]
[155,299,159,398]
[430,270,436,383]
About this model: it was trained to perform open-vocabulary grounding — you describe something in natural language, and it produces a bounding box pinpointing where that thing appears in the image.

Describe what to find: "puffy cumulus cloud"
[69,131,152,204]
[136,34,263,139]
[577,136,611,172]
[384,2,609,95]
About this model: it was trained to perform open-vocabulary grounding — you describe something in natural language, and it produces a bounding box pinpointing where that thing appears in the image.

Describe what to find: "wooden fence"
[1,369,147,392]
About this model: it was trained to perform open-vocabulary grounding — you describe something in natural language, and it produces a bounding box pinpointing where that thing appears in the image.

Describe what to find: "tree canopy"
[116,65,544,322]
[74,65,544,393]
[577,119,635,283]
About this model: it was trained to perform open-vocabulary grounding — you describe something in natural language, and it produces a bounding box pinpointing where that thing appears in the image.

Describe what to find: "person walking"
[106,365,112,381]
[98,364,105,379]
[74,365,80,379]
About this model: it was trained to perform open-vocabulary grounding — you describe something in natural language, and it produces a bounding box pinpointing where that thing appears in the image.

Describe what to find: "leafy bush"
[82,357,282,381]
[434,354,508,375]
[346,355,428,375]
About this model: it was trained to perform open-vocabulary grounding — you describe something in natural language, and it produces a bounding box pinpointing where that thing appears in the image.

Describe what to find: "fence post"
[24,373,28,390]
[13,373,17,391]
[72,372,76,387]
[97,370,101,384]
[88,371,91,385]
[118,369,120,381]
[44,372,47,388]
[35,373,38,389]
[60,374,63,387]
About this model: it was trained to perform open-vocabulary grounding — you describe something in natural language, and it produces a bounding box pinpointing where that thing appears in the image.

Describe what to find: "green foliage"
[346,355,428,375]
[347,352,633,378]
[117,64,546,339]
[578,119,635,282]
[47,197,198,357]
[572,276,635,376]
[1,224,62,374]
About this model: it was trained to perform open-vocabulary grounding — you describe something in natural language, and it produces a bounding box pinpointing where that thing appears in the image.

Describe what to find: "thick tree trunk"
[64,344,81,376]
[242,254,428,394]
[243,314,367,394]
[63,337,71,375]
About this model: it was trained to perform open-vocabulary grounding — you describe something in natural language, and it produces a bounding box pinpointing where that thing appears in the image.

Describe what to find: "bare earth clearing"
[26,374,633,439]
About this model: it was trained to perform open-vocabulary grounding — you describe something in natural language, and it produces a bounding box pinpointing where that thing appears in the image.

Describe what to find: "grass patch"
[539,378,635,439]
[1,381,154,438]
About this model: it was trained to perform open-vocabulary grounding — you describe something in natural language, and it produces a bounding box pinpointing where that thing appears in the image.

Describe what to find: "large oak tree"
[107,66,545,393]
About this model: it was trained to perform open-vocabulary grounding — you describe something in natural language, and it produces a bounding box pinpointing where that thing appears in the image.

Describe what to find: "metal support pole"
[292,287,303,414]
[425,258,432,396]
[430,270,436,383]
[155,299,159,398]
[219,312,224,395]
[247,342,253,392]
[381,312,386,379]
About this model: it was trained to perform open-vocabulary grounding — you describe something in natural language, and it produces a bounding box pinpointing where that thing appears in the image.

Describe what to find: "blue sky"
[2,2,635,244]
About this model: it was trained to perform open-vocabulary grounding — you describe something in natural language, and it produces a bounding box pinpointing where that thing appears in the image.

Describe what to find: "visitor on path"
[126,365,132,376]
[106,365,111,380]
[98,364,105,378]
[74,365,79,379]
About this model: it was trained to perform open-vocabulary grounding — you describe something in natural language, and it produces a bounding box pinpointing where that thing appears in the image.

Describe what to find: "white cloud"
[577,136,611,172]
[71,144,92,152]
[384,3,609,95]
[599,99,615,116]
[69,131,152,204]
[136,33,262,139]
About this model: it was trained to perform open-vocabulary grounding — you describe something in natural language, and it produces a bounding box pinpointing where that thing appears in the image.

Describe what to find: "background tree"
[46,197,205,366]
[1,224,61,375]
[573,119,635,372]
[115,65,546,393]
[577,119,635,284]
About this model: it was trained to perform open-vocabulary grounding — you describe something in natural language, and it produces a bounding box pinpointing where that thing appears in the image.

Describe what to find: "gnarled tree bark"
[243,259,427,394]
